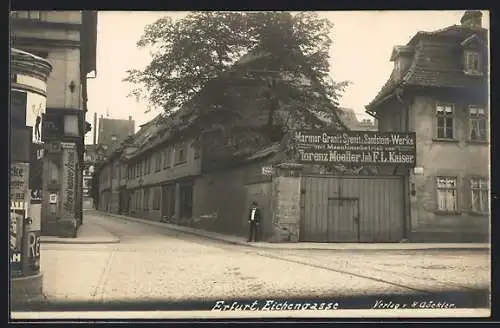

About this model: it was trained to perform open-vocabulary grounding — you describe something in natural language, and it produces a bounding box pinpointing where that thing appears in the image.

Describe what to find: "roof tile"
[366,25,488,110]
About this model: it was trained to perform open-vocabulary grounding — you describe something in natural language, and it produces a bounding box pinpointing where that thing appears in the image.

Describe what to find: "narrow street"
[36,213,490,310]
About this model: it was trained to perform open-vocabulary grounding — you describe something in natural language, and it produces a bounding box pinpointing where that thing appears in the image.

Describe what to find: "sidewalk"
[92,211,489,251]
[40,220,120,244]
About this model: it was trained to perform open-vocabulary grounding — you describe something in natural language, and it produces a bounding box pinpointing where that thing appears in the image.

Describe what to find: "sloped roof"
[366,24,488,111]
[118,48,349,160]
[337,107,361,130]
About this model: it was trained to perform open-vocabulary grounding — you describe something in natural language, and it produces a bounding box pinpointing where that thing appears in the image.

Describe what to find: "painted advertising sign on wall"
[61,142,77,218]
[294,130,417,167]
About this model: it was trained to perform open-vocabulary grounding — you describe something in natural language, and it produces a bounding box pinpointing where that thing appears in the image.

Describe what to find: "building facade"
[365,11,489,242]
[11,10,98,236]
[82,144,106,208]
[337,107,378,131]
[96,50,415,243]
[97,115,135,152]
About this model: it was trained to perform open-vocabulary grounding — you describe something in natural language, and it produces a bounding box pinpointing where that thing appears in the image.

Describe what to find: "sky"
[85,10,489,144]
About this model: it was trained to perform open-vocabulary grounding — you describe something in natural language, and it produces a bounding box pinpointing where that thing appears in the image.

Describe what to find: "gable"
[460,34,484,49]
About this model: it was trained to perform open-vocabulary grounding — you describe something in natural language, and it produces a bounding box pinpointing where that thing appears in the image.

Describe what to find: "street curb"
[94,211,246,247]
[40,238,120,245]
[91,211,489,251]
[40,222,121,245]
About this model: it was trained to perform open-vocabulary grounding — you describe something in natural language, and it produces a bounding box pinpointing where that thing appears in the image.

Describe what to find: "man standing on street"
[248,201,261,242]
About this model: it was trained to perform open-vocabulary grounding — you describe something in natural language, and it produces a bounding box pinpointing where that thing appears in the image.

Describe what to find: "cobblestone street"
[36,213,490,308]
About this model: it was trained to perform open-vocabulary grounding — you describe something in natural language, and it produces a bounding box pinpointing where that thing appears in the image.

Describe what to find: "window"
[436,177,458,212]
[28,11,41,20]
[436,103,454,139]
[193,142,200,159]
[175,144,187,165]
[152,188,161,210]
[464,51,481,74]
[163,184,176,218]
[12,11,41,20]
[163,149,171,169]
[143,188,150,210]
[121,165,127,180]
[143,158,149,175]
[471,178,489,213]
[468,106,487,141]
[155,152,161,172]
[179,184,193,218]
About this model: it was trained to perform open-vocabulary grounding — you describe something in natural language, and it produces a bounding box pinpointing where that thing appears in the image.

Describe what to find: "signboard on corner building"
[295,130,417,167]
[61,142,77,218]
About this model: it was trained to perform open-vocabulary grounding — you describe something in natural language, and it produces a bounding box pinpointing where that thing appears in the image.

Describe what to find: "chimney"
[460,10,482,29]
[93,112,97,145]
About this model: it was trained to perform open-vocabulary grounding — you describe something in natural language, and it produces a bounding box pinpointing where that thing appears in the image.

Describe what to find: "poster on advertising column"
[25,91,47,144]
[10,162,29,277]
[61,142,76,219]
[294,130,417,167]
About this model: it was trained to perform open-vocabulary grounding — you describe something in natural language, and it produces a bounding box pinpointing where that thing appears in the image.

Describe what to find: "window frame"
[470,178,489,214]
[435,176,459,214]
[155,152,162,172]
[464,50,482,75]
[175,143,187,165]
[143,188,150,211]
[434,102,456,141]
[152,188,161,210]
[468,105,487,142]
[163,148,170,169]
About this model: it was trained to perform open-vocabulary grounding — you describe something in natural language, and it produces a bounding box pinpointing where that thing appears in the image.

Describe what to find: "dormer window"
[464,50,481,75]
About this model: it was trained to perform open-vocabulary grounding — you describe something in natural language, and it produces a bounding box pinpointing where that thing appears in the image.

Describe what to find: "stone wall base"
[269,223,300,243]
[11,273,44,306]
[57,219,78,238]
[409,231,490,243]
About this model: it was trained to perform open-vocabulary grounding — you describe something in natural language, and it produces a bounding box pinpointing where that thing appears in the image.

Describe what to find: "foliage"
[124,11,350,130]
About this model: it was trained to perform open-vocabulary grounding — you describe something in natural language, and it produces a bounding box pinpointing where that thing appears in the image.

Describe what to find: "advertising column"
[25,90,46,276]
[10,48,52,304]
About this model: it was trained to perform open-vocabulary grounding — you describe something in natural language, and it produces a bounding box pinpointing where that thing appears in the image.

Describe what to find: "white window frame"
[436,176,458,212]
[435,103,455,140]
[470,178,489,213]
[464,50,481,75]
[468,106,487,141]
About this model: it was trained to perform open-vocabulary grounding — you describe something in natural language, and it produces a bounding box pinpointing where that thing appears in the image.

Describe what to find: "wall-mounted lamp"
[69,81,76,94]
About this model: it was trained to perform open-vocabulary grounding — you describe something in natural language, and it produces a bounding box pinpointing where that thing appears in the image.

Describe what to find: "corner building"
[365,11,489,242]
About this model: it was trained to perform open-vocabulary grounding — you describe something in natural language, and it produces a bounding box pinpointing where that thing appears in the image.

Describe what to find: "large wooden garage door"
[300,175,404,242]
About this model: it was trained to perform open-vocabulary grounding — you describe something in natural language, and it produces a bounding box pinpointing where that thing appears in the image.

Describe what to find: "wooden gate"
[301,175,404,242]
[327,198,360,242]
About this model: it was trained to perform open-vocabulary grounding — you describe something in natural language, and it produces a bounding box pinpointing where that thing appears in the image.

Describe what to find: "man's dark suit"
[247,205,261,242]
